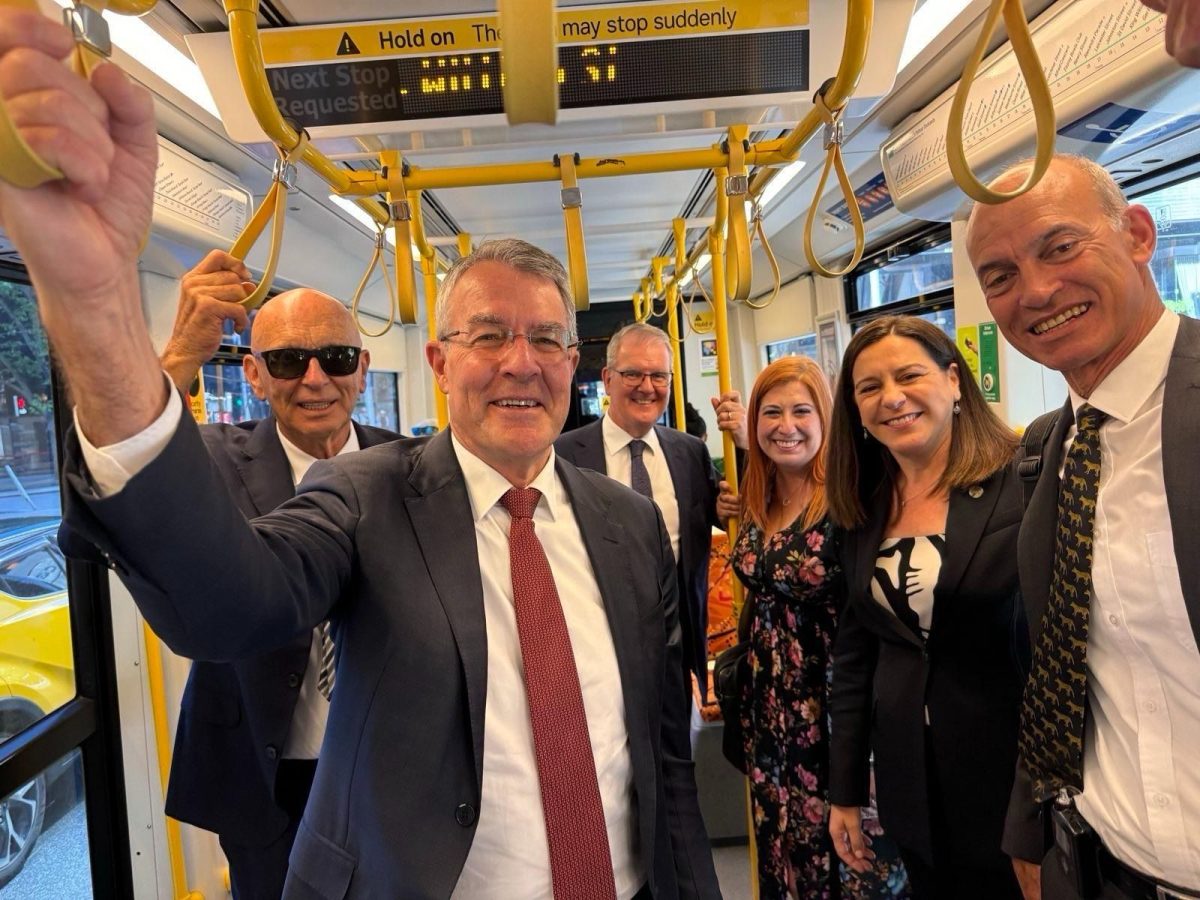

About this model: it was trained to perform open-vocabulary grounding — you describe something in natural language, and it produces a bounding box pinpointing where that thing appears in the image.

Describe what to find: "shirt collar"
[450,432,565,524]
[601,413,661,456]
[1068,309,1179,425]
[277,422,360,485]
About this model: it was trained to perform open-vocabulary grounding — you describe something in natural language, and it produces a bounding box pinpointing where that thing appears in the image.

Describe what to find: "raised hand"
[161,250,254,391]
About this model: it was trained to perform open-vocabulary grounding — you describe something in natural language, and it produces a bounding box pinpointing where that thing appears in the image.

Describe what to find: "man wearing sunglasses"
[556,323,722,709]
[116,250,401,899]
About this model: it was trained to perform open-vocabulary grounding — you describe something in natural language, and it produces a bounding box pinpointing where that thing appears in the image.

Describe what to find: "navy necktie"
[628,439,652,499]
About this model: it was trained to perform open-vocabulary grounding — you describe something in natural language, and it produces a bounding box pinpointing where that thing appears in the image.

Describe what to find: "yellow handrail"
[947,0,1055,204]
[410,190,449,429]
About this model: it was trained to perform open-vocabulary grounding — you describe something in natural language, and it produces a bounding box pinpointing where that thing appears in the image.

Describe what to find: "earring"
[862,427,870,440]
[953,400,961,415]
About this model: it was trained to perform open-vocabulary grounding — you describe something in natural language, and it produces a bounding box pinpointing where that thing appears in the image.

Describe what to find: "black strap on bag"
[713,585,757,772]
[1018,409,1062,509]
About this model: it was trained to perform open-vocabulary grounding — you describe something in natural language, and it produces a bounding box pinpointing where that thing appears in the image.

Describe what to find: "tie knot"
[629,439,647,460]
[1076,404,1108,435]
[501,487,541,520]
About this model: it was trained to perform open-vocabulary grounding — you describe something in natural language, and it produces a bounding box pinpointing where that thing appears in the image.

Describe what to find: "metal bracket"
[724,174,748,197]
[823,117,844,150]
[63,4,112,58]
[272,158,298,190]
[374,230,388,250]
[560,187,582,209]
[390,200,412,222]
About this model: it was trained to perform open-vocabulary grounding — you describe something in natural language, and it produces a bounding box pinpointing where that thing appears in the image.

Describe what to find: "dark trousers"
[220,758,317,900]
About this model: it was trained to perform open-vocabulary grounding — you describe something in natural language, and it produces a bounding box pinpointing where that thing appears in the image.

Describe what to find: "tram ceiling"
[176,0,916,307]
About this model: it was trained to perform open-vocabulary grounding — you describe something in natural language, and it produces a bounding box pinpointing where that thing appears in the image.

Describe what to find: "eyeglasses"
[439,327,579,356]
[256,345,362,379]
[614,369,672,388]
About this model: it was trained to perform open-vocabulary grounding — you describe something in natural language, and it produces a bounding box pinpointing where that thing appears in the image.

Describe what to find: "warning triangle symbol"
[337,32,360,56]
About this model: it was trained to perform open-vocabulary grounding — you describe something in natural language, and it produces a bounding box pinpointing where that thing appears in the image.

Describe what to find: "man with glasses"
[557,323,722,707]
[103,249,400,899]
[0,40,718,890]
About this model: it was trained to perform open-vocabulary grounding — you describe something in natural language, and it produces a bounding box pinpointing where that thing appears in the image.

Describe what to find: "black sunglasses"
[257,346,362,379]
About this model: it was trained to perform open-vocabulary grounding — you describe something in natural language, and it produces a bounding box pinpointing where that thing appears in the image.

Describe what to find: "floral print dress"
[733,516,908,900]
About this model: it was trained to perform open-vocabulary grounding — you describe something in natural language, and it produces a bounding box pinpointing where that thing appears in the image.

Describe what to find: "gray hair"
[605,322,672,369]
[972,153,1128,230]
[435,238,576,339]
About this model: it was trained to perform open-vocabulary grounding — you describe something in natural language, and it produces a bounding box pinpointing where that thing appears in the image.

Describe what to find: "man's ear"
[425,340,450,394]
[358,348,371,393]
[1124,204,1157,265]
[243,354,268,399]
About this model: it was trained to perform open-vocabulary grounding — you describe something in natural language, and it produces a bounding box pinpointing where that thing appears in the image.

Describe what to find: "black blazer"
[62,420,720,899]
[164,417,397,845]
[830,465,1028,868]
[555,419,720,693]
[1003,314,1200,862]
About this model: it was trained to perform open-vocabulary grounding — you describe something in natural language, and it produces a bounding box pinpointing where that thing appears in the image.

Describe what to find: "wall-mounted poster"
[700,338,718,376]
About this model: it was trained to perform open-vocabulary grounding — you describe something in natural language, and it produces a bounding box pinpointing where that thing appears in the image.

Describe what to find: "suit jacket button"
[455,803,476,827]
[265,744,279,761]
[968,485,984,499]
[287,673,301,688]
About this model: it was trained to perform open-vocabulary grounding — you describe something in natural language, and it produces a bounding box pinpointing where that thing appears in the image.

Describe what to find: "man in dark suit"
[556,324,721,705]
[0,36,719,895]
[149,251,400,898]
[966,154,1200,900]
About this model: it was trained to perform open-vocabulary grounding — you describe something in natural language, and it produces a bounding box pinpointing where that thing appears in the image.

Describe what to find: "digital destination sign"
[266,30,809,128]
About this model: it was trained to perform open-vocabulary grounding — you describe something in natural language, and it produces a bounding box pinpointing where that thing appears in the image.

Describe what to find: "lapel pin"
[968,485,984,499]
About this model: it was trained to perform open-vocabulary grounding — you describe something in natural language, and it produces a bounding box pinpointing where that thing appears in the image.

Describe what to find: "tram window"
[0,279,74,740]
[764,333,818,364]
[353,371,401,434]
[850,240,954,313]
[1135,178,1200,319]
[0,748,87,894]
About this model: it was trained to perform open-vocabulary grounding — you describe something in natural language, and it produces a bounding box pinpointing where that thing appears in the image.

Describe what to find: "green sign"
[979,322,1000,403]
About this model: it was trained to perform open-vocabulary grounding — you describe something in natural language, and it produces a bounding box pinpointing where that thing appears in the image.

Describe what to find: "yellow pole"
[666,283,686,432]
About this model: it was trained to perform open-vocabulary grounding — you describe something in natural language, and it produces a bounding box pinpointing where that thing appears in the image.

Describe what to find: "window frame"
[843,225,955,329]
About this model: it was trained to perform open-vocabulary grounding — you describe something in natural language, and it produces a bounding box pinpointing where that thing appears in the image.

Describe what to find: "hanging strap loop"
[350,226,398,338]
[740,199,781,310]
[228,129,310,310]
[556,153,589,310]
[724,137,753,302]
[802,84,865,279]
[947,0,1055,204]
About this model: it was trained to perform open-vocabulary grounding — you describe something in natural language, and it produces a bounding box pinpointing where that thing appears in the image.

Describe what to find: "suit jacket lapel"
[571,419,609,474]
[1018,399,1072,642]
[405,429,489,788]
[1164,316,1200,643]
[235,417,296,515]
[935,469,1003,615]
[556,460,655,807]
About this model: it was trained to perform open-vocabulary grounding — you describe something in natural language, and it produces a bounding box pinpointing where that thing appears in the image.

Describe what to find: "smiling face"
[852,334,960,468]
[755,379,821,478]
[602,333,672,438]
[245,289,369,459]
[966,160,1163,396]
[425,260,579,486]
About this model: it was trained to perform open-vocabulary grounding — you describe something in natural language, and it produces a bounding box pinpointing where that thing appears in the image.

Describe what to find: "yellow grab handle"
[0,0,156,188]
[724,130,752,302]
[803,90,865,279]
[557,153,589,310]
[385,161,419,327]
[499,0,558,125]
[741,204,781,310]
[350,229,398,338]
[947,0,1055,204]
[228,131,309,310]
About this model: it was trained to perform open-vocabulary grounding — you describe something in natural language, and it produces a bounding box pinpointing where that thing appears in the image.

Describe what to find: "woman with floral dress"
[716,357,906,899]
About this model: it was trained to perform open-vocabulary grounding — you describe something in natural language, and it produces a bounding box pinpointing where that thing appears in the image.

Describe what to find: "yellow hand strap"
[803,89,865,279]
[228,131,309,310]
[557,153,589,311]
[724,136,752,302]
[947,0,1055,204]
[740,200,780,310]
[0,0,154,188]
[499,0,558,125]
[350,227,398,338]
[384,162,419,326]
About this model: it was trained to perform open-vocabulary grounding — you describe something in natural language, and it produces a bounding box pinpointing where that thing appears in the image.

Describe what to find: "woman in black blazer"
[824,315,1028,899]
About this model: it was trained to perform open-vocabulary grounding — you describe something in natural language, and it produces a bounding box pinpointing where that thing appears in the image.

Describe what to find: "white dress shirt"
[601,414,681,561]
[76,393,644,897]
[1061,311,1200,887]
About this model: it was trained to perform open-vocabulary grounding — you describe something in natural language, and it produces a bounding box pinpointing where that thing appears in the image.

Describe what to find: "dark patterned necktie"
[628,439,653,499]
[1018,404,1108,801]
[500,488,617,900]
[315,621,335,701]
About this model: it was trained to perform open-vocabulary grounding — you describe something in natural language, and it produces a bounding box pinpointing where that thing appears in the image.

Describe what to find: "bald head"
[251,289,361,354]
[245,288,371,459]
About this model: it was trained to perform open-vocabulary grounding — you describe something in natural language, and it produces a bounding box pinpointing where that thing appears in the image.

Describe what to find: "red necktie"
[500,487,617,900]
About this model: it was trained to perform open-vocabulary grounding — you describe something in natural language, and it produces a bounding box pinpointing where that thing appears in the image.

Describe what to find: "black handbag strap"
[735,586,756,643]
